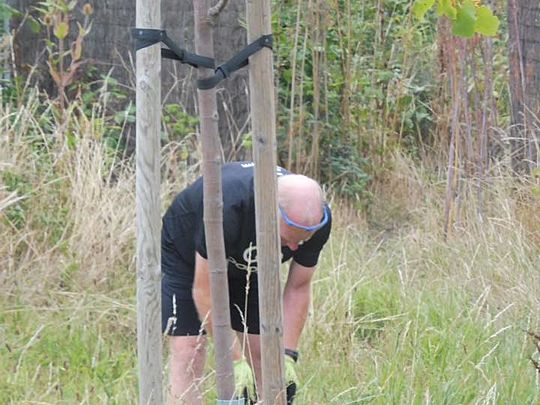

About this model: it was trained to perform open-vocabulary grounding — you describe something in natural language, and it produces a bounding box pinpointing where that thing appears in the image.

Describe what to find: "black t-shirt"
[162,162,332,280]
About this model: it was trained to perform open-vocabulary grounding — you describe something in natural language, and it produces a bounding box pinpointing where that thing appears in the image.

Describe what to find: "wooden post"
[193,0,236,401]
[135,0,163,403]
[245,0,286,403]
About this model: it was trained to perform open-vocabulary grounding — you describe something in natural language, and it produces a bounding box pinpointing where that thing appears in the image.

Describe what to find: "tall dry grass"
[301,153,539,403]
[1,86,539,403]
[0,86,202,297]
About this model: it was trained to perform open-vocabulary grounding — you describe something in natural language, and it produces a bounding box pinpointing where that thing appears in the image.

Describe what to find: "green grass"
[3,188,539,404]
[298,218,539,404]
[0,291,139,404]
[1,90,539,404]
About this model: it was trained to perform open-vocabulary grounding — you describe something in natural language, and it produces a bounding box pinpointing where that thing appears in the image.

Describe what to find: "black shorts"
[161,247,261,336]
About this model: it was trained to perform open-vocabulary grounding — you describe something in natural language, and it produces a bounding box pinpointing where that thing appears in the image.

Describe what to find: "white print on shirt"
[227,242,284,272]
[228,242,257,272]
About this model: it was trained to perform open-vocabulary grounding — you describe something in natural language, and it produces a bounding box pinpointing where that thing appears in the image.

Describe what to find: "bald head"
[277,174,325,227]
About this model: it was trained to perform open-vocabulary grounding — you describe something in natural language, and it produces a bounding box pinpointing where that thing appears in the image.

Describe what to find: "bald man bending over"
[161,161,332,404]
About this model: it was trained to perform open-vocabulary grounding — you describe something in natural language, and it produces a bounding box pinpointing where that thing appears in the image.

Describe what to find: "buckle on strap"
[197,34,273,90]
[131,29,273,88]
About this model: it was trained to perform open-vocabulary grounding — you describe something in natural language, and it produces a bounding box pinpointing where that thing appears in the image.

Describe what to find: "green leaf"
[66,131,77,149]
[242,133,253,150]
[27,16,42,34]
[180,147,189,161]
[412,0,436,21]
[475,6,500,36]
[54,21,69,40]
[452,0,476,38]
[437,0,457,20]
[0,4,22,19]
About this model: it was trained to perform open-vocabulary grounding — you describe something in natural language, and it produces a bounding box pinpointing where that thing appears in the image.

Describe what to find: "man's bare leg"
[168,335,207,405]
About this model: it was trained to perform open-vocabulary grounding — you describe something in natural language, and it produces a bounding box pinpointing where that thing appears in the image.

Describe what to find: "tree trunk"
[508,0,540,171]
[193,0,236,400]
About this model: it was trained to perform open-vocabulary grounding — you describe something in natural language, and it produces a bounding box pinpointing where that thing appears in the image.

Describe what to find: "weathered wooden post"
[245,0,287,403]
[193,0,236,402]
[135,0,163,403]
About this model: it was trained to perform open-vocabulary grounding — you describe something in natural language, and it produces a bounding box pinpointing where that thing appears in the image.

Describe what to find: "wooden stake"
[245,0,287,403]
[135,0,163,403]
[193,0,236,401]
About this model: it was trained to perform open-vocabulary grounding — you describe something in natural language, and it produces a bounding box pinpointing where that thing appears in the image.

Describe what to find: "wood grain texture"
[245,0,286,403]
[135,1,163,404]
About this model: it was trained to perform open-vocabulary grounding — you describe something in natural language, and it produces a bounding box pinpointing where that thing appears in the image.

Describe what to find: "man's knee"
[169,336,207,368]
[168,336,207,404]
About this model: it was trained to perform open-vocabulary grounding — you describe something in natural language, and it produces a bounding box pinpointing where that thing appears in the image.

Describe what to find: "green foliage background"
[0,0,539,404]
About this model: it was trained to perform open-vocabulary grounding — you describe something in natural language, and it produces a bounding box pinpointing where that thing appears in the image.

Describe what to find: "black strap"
[131,29,273,89]
[131,28,214,69]
[197,34,273,90]
[285,348,299,362]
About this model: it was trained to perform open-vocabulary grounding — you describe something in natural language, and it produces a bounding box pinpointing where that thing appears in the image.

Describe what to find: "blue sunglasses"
[279,205,329,232]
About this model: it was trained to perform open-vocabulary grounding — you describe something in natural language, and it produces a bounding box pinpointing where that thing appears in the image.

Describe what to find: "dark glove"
[234,358,256,403]
[285,349,299,404]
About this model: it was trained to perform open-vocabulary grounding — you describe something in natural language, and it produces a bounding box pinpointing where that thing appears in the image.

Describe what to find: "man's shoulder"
[222,162,255,188]
[223,161,290,177]
[221,163,256,212]
[223,161,255,171]
[221,161,291,205]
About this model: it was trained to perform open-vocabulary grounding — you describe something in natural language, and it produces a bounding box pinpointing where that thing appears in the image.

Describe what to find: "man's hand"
[285,349,299,404]
[234,358,256,403]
